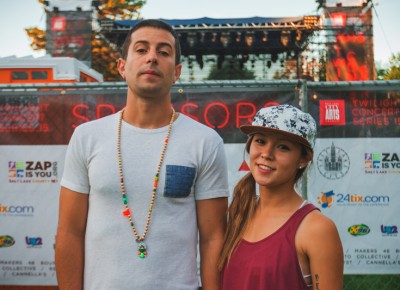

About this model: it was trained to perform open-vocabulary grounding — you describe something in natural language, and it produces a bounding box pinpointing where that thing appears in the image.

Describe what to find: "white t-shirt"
[61,112,229,290]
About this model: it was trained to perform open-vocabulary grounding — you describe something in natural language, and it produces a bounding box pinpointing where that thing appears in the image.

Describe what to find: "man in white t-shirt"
[55,19,229,290]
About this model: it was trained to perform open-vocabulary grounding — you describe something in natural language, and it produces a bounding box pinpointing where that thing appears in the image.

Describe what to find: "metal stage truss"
[99,16,321,58]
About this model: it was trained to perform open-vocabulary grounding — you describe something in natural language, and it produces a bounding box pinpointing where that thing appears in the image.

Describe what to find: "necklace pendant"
[137,242,148,259]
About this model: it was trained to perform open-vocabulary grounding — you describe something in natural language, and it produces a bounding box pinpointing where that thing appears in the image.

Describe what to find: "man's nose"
[146,49,158,64]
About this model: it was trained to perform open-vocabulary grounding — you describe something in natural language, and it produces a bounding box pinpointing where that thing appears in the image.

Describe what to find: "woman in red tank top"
[219,104,343,290]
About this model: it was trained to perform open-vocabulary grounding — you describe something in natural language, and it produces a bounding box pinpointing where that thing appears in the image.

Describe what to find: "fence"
[0,80,399,289]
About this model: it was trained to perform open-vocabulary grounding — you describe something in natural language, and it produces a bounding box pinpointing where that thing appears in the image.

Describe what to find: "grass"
[344,275,400,290]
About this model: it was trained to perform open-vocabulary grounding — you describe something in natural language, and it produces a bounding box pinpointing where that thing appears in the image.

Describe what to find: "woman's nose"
[260,147,274,161]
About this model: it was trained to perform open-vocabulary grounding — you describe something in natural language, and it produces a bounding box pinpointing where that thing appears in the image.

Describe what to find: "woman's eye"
[278,144,290,150]
[254,138,265,144]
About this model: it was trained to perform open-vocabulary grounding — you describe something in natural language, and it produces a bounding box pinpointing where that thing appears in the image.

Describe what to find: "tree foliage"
[94,0,145,20]
[375,63,387,80]
[383,53,400,80]
[91,33,121,81]
[207,60,255,80]
[25,0,145,81]
[25,27,46,51]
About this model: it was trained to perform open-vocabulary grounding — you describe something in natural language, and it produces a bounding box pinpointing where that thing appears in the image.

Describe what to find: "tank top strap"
[284,203,319,240]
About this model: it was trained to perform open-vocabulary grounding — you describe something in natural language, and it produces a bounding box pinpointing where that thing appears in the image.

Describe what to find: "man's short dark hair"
[121,19,181,64]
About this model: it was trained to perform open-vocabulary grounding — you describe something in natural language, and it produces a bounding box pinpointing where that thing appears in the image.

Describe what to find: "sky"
[0,0,398,65]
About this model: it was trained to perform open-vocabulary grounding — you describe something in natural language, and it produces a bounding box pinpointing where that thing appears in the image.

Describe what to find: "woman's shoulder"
[297,207,342,253]
[301,208,338,233]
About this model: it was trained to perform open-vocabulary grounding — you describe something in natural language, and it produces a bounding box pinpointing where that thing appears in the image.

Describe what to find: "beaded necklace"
[117,108,175,258]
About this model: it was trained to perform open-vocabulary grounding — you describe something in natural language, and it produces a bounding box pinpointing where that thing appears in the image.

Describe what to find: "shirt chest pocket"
[164,165,196,198]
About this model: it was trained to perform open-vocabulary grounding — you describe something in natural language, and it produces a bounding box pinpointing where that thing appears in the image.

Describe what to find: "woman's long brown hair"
[218,136,257,270]
[218,171,257,270]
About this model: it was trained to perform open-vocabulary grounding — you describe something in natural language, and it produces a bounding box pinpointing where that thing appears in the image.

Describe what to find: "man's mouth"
[141,69,161,77]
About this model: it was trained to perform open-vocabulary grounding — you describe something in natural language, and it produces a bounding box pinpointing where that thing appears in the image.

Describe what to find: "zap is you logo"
[319,100,346,126]
[348,224,370,236]
[8,160,59,184]
[364,152,400,174]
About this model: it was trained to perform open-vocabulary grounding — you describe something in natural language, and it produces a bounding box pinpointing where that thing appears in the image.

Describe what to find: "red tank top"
[221,203,319,290]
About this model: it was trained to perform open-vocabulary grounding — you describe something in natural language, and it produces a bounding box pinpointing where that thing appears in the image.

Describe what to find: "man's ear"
[173,64,182,83]
[117,58,126,79]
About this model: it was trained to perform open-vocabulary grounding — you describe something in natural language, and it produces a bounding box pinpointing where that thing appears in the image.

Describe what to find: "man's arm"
[55,186,89,290]
[196,197,228,290]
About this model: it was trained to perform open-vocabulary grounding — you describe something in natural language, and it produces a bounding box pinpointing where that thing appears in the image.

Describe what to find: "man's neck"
[122,102,175,129]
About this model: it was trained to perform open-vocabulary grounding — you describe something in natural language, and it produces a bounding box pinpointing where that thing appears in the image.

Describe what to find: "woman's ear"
[302,150,314,168]
[245,135,254,153]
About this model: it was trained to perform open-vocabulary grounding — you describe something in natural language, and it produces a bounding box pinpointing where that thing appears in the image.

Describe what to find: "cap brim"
[240,125,313,151]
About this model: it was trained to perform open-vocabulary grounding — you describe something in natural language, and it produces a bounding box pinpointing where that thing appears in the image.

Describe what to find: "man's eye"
[158,50,170,56]
[136,48,147,53]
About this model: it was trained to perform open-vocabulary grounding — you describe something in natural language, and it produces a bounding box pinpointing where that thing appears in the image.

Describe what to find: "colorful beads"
[117,108,175,259]
[137,243,148,258]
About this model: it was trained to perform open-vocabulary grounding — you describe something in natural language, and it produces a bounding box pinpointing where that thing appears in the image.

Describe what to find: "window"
[12,71,29,80]
[31,71,48,80]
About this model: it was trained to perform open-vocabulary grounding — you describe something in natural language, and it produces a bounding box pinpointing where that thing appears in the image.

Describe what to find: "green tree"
[207,60,255,80]
[375,61,388,80]
[25,0,145,81]
[383,53,400,80]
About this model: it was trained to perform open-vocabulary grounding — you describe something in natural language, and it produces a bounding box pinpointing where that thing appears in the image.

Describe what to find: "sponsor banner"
[0,90,296,145]
[309,91,400,138]
[0,88,398,283]
[1,89,397,144]
[308,138,400,274]
[0,146,65,285]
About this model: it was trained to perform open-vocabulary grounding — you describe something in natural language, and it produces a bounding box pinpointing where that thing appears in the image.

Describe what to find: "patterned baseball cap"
[240,104,317,150]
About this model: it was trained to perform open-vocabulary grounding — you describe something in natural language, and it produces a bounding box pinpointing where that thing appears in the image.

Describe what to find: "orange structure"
[0,56,103,84]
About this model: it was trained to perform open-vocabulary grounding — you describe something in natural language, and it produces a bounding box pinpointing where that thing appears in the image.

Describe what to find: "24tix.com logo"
[317,190,390,208]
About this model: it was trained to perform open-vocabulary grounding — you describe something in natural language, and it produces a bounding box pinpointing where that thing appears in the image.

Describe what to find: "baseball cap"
[240,104,317,151]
